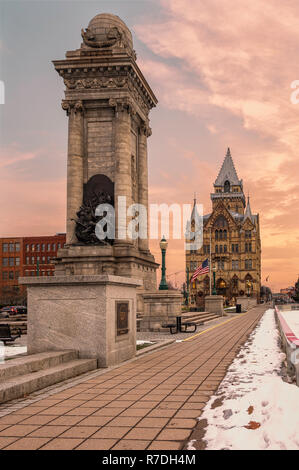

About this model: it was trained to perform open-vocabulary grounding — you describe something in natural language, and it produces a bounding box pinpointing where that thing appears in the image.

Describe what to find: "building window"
[31,271,35,276]
[15,242,20,252]
[26,244,30,252]
[232,260,239,270]
[52,243,56,251]
[36,256,40,263]
[2,243,8,252]
[26,256,29,265]
[232,244,239,253]
[245,242,252,253]
[15,257,20,266]
[31,256,35,265]
[223,245,227,253]
[203,245,210,254]
[9,258,14,266]
[2,258,8,266]
[36,244,40,251]
[47,256,51,264]
[9,271,14,280]
[245,230,252,239]
[218,259,225,270]
[31,244,35,251]
[9,243,14,252]
[15,271,19,279]
[214,215,228,229]
[190,261,197,271]
[42,244,45,251]
[47,244,51,251]
[224,180,231,193]
[2,271,8,280]
[215,245,218,254]
[245,259,252,270]
[42,256,46,264]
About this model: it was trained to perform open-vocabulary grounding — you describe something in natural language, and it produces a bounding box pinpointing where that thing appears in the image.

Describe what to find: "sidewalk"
[0,305,267,450]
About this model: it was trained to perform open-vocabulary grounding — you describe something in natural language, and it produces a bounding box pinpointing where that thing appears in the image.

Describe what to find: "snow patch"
[280,310,299,339]
[197,309,299,450]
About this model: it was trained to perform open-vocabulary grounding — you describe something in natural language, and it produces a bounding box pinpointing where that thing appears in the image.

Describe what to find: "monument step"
[181,312,221,323]
[0,350,78,383]
[0,357,97,404]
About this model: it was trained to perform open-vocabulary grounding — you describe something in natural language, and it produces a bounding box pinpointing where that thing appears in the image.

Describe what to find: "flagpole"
[209,227,212,295]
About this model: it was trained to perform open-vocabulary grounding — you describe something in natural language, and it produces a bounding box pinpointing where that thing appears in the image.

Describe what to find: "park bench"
[0,324,21,345]
[163,316,197,335]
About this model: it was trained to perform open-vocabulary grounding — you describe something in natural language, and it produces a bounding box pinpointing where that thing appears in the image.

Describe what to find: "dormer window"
[224,180,230,193]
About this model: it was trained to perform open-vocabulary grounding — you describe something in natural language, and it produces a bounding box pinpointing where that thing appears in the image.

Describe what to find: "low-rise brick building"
[0,234,66,305]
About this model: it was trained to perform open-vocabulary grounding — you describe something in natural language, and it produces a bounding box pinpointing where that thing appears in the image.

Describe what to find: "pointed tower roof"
[191,194,200,224]
[214,148,241,186]
[185,196,202,240]
[244,196,254,223]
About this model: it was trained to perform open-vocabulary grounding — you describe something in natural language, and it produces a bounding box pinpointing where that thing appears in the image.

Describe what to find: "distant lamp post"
[186,267,189,305]
[246,280,252,297]
[159,236,168,291]
[212,265,217,295]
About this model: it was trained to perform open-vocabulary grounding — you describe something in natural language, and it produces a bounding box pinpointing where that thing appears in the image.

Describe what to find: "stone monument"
[20,13,164,366]
[53,13,159,292]
[21,14,182,356]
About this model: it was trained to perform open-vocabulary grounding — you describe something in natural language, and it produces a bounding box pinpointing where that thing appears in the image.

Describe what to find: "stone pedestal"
[205,295,224,316]
[20,275,142,368]
[139,291,183,331]
[236,296,257,312]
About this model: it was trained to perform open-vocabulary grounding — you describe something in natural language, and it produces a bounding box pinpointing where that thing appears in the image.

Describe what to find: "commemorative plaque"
[116,302,129,335]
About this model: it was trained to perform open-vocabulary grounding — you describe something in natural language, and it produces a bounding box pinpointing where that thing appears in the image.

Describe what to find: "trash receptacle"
[236,304,242,313]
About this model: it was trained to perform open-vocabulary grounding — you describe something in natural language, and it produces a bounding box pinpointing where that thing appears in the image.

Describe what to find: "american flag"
[191,259,209,282]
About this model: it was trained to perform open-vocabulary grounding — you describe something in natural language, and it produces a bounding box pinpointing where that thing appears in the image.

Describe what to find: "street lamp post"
[212,265,217,295]
[159,236,168,291]
[186,267,189,305]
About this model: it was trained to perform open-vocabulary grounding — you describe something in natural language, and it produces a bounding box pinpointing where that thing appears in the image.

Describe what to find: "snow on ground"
[0,344,27,362]
[280,310,299,338]
[197,309,299,450]
[136,340,154,345]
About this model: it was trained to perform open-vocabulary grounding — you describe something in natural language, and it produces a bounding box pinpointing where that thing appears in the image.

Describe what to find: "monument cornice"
[53,57,157,110]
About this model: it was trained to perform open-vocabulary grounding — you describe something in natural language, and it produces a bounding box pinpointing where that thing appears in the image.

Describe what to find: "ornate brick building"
[185,148,261,306]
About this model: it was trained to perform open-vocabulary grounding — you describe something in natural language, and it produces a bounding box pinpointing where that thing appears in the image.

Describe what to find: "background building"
[0,234,66,305]
[186,148,261,306]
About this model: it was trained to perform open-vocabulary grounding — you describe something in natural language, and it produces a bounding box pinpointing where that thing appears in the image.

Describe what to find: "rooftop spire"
[214,147,241,187]
[244,195,254,223]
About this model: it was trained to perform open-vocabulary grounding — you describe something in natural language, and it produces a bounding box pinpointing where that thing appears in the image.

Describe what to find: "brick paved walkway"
[0,305,267,450]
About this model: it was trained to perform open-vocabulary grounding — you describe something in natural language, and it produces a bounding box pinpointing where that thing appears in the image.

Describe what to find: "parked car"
[0,306,27,316]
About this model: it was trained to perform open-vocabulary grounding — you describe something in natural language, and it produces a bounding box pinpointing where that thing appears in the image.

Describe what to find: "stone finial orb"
[81,13,133,51]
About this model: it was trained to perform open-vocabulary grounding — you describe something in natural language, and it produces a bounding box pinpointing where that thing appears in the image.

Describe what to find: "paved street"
[0,305,267,450]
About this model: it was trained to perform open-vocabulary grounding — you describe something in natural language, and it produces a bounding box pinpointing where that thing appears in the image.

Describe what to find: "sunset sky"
[1,0,299,292]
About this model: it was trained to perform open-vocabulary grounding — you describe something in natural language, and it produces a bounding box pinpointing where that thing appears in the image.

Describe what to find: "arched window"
[214,215,228,229]
[224,180,230,193]
[215,230,219,241]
